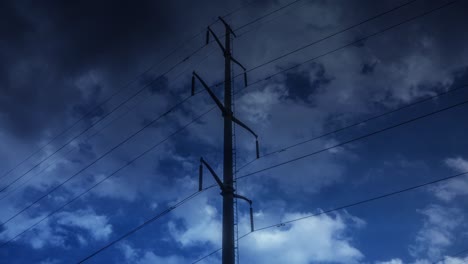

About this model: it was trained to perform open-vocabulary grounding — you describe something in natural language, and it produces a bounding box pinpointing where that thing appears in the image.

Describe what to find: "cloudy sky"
[1,0,468,263]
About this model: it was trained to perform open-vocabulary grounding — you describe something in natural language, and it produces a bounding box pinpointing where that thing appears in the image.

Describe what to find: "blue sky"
[1,0,468,263]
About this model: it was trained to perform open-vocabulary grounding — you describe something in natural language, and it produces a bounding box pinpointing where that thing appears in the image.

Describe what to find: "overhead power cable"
[0,1,252,187]
[193,171,468,263]
[241,0,419,71]
[432,248,468,264]
[1,0,455,228]
[237,98,468,180]
[234,0,304,31]
[1,0,458,255]
[78,188,215,263]
[0,45,217,203]
[0,27,209,185]
[0,105,217,247]
[0,44,206,194]
[73,74,468,264]
[237,84,468,172]
[73,8,466,263]
[232,0,459,86]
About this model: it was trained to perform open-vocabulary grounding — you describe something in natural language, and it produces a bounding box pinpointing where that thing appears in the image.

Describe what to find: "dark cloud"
[361,61,377,75]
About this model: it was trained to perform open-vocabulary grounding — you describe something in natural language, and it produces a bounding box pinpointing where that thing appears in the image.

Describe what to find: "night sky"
[1,0,468,263]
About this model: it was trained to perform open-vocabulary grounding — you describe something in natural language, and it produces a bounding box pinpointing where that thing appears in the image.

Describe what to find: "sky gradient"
[1,0,468,263]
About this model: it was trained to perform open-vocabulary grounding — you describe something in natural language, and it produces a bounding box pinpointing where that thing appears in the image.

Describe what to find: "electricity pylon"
[192,17,259,264]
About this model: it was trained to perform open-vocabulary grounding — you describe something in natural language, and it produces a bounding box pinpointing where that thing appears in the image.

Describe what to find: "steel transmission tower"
[192,17,259,264]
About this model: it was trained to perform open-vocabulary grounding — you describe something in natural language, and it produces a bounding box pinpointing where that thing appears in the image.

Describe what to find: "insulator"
[191,75,195,96]
[255,139,260,159]
[198,163,203,192]
[250,206,254,232]
[243,72,248,87]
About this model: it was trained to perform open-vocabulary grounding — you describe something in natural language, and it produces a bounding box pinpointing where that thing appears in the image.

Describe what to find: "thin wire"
[196,0,457,103]
[194,171,468,263]
[0,105,217,246]
[3,0,456,253]
[239,0,418,65]
[0,24,209,185]
[432,248,468,264]
[0,42,218,203]
[87,2,459,262]
[234,0,304,31]
[237,98,468,180]
[0,44,205,193]
[193,248,222,264]
[237,84,468,172]
[222,0,256,19]
[0,95,204,227]
[231,0,459,86]
[0,0,257,190]
[0,0,262,184]
[78,186,217,263]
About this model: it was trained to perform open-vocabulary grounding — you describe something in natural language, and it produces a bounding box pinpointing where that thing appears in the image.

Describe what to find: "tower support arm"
[200,157,225,190]
[193,72,227,115]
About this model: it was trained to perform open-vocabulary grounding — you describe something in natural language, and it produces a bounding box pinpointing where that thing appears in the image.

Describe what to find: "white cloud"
[377,256,468,264]
[410,205,464,260]
[118,242,190,264]
[135,252,187,264]
[431,157,468,201]
[376,259,403,264]
[167,192,364,264]
[0,208,112,249]
[168,196,222,247]
[55,208,112,241]
[239,212,364,264]
[438,256,468,264]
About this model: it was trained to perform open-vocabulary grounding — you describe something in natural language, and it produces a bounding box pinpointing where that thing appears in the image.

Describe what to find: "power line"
[0,26,209,185]
[7,0,452,230]
[0,105,217,247]
[229,0,459,89]
[0,92,210,227]
[0,0,257,189]
[78,187,215,263]
[0,44,206,194]
[1,0,398,200]
[0,43,217,203]
[432,248,468,264]
[242,0,419,72]
[237,84,468,172]
[42,1,462,258]
[199,0,457,106]
[1,0,457,252]
[234,0,304,31]
[193,171,468,263]
[237,97,468,180]
[80,2,460,262]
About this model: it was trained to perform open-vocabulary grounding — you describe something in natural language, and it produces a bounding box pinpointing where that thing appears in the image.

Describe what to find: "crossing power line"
[77,188,213,263]
[30,2,464,260]
[0,1,460,260]
[0,44,217,203]
[72,72,467,263]
[231,0,459,89]
[0,105,217,247]
[0,30,208,185]
[0,1,258,189]
[237,97,468,180]
[1,0,431,228]
[236,84,468,172]
[193,170,468,263]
